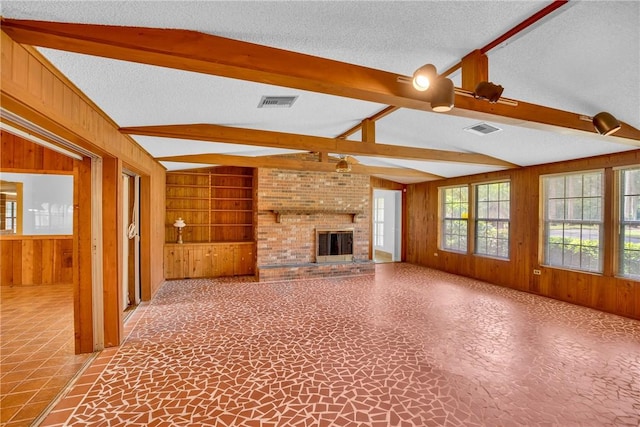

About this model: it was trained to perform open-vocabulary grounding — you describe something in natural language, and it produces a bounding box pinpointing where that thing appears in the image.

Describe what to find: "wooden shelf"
[165,166,255,243]
[271,209,363,223]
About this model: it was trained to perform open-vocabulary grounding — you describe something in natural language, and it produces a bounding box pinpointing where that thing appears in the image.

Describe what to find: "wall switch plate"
[434,252,438,257]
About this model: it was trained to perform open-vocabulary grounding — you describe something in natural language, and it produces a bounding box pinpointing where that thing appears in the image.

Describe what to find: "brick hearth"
[256,168,374,281]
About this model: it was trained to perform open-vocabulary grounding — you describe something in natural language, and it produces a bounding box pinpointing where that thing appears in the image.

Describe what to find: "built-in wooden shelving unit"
[164,166,255,278]
[165,166,254,243]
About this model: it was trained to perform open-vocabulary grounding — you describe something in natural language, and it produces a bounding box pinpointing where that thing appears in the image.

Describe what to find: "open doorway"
[122,171,141,314]
[372,189,402,263]
[0,126,95,426]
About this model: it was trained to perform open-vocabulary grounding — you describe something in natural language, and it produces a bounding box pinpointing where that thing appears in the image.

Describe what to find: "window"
[619,167,640,278]
[475,181,510,259]
[373,196,384,247]
[440,185,468,252]
[5,201,17,233]
[542,171,603,273]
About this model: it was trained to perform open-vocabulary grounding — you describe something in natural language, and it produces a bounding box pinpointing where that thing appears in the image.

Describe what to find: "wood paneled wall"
[0,236,73,285]
[406,149,640,320]
[0,130,75,171]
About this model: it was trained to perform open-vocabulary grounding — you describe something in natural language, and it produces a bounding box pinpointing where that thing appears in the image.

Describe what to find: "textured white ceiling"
[2,0,638,183]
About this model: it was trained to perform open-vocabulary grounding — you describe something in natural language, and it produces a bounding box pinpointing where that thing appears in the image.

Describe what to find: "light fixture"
[335,156,351,173]
[173,217,186,244]
[473,81,504,103]
[412,64,438,91]
[592,111,621,136]
[430,77,455,112]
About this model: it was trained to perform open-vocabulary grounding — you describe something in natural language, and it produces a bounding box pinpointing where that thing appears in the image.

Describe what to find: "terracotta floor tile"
[1,284,92,426]
[14,264,639,427]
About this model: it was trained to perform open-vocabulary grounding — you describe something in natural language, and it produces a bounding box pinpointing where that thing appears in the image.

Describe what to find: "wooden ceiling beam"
[120,124,517,168]
[361,119,375,143]
[461,50,489,92]
[3,18,639,143]
[156,152,443,180]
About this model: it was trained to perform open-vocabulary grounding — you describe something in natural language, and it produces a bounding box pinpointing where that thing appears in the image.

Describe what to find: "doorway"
[372,189,402,263]
[122,171,141,313]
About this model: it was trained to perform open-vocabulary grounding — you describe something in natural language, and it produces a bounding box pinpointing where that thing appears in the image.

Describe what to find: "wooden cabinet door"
[185,246,214,278]
[212,245,235,277]
[234,244,255,276]
[164,246,185,279]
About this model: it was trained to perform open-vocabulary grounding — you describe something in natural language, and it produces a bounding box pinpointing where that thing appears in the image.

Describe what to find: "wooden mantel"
[270,210,363,223]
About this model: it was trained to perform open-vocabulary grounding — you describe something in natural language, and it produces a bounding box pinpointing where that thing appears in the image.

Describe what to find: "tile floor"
[36,264,640,426]
[1,284,92,427]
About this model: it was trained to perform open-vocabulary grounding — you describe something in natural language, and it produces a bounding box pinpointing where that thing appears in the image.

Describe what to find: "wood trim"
[74,156,93,353]
[126,124,515,168]
[15,182,23,235]
[3,18,639,143]
[101,156,122,348]
[0,234,72,240]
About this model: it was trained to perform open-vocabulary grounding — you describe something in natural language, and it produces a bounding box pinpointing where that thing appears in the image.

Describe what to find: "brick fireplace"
[256,168,375,281]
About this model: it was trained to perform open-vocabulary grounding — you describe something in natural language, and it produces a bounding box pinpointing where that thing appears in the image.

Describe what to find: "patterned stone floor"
[41,264,640,426]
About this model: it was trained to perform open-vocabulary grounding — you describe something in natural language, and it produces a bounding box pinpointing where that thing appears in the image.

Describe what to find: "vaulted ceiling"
[1,1,639,183]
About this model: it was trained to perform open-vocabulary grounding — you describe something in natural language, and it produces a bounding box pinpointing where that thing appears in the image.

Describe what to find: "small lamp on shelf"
[173,217,186,244]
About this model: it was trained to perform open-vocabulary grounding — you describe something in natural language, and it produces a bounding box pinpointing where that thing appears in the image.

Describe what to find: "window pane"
[583,172,602,197]
[619,168,640,278]
[566,198,583,220]
[622,195,640,221]
[547,199,565,220]
[566,174,583,198]
[621,225,640,276]
[546,176,565,198]
[477,185,488,201]
[583,197,602,221]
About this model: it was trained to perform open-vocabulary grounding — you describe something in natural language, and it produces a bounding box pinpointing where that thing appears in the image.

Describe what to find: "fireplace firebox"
[316,229,354,262]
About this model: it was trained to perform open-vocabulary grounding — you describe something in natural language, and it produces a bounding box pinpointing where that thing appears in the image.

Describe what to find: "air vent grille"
[464,122,502,136]
[257,96,298,108]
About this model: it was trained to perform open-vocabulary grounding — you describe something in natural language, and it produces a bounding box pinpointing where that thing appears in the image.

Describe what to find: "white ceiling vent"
[257,96,298,108]
[464,122,503,136]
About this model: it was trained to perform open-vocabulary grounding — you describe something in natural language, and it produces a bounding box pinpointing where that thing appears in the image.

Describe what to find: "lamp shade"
[335,158,351,173]
[430,77,455,112]
[412,64,437,91]
[173,217,186,228]
[592,112,621,136]
[473,81,504,103]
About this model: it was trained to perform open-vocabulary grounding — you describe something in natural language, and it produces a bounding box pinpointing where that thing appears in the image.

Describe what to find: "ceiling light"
[412,64,437,91]
[473,81,504,103]
[592,111,621,136]
[430,77,455,112]
[335,156,351,173]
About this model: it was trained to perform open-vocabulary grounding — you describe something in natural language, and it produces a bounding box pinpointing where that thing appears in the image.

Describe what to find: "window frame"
[373,196,385,248]
[439,184,469,253]
[617,166,640,279]
[541,169,605,274]
[474,180,511,260]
